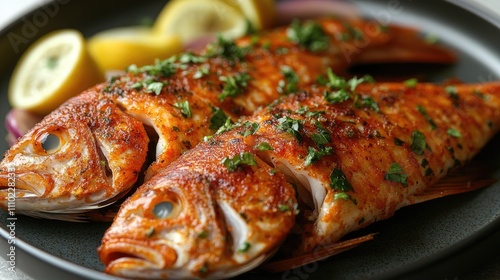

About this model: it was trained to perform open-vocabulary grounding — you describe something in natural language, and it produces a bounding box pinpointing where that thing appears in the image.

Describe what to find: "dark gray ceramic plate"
[1,0,500,279]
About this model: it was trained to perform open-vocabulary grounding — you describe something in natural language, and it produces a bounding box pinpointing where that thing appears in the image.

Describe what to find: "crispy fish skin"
[0,90,148,218]
[99,81,500,278]
[99,135,296,279]
[0,18,455,219]
[98,17,455,178]
[246,82,500,253]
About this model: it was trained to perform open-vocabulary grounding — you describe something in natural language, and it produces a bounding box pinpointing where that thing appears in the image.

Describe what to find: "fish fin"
[353,25,456,66]
[408,161,497,205]
[259,233,375,273]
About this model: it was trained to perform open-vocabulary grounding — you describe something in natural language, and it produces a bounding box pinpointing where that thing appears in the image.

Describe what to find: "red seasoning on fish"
[98,76,500,278]
[0,18,454,220]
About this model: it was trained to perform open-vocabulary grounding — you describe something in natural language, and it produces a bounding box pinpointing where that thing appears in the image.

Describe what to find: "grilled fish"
[98,78,500,279]
[0,18,455,220]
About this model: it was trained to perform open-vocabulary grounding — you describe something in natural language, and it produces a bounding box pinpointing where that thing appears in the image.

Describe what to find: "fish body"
[98,80,500,278]
[0,18,455,219]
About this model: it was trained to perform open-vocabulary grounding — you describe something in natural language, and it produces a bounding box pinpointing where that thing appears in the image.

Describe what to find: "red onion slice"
[5,109,43,146]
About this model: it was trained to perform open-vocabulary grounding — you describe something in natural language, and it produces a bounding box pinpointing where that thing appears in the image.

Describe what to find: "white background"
[1,0,500,279]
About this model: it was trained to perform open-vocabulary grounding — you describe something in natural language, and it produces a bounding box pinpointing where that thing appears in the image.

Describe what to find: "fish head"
[99,145,297,279]
[0,90,149,220]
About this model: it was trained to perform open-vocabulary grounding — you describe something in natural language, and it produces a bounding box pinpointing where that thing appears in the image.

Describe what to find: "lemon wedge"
[233,0,276,30]
[9,29,103,115]
[87,26,183,72]
[153,0,249,42]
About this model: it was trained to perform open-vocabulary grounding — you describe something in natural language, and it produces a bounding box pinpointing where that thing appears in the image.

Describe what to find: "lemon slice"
[88,26,183,71]
[153,0,248,42]
[9,29,103,115]
[233,0,276,30]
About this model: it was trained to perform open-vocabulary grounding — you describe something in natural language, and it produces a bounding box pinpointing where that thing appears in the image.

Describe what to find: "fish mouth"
[99,240,177,275]
[0,172,49,197]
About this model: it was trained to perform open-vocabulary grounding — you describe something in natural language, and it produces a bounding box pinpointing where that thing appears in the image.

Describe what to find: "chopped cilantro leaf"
[416,105,437,130]
[277,65,299,94]
[256,142,273,151]
[146,82,164,95]
[304,146,332,166]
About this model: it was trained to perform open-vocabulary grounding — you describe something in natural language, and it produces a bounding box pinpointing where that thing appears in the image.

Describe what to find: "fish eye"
[153,201,175,219]
[40,133,61,152]
[34,131,64,154]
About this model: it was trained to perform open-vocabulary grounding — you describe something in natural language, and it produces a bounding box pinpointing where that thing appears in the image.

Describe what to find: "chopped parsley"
[146,82,164,95]
[173,100,192,118]
[404,78,418,88]
[237,242,251,253]
[241,121,259,136]
[384,163,408,186]
[286,19,329,52]
[445,85,459,106]
[179,52,207,64]
[330,168,356,204]
[353,95,380,112]
[127,57,178,77]
[447,128,462,138]
[278,204,290,212]
[219,72,251,101]
[193,64,210,79]
[209,107,229,130]
[416,105,437,130]
[410,130,427,155]
[215,118,237,135]
[221,152,257,172]
[330,168,354,192]
[304,146,332,166]
[394,137,405,146]
[324,88,350,104]
[276,116,303,140]
[206,34,248,62]
[312,121,331,146]
[277,65,299,94]
[322,68,378,111]
[256,142,273,151]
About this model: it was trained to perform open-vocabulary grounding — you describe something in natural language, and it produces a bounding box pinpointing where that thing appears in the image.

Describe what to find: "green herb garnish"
[416,105,437,130]
[277,116,303,140]
[237,242,251,253]
[146,82,164,95]
[219,72,251,101]
[410,130,427,155]
[206,34,248,62]
[256,142,273,151]
[221,152,257,171]
[384,163,408,186]
[404,78,418,88]
[209,107,229,131]
[447,128,462,138]
[173,100,192,118]
[277,65,299,94]
[287,19,329,52]
[304,146,332,166]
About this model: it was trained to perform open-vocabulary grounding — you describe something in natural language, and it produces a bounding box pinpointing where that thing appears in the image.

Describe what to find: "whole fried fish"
[98,77,500,279]
[0,18,455,220]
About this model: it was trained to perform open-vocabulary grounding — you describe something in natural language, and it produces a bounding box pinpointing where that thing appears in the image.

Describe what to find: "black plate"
[1,0,500,279]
